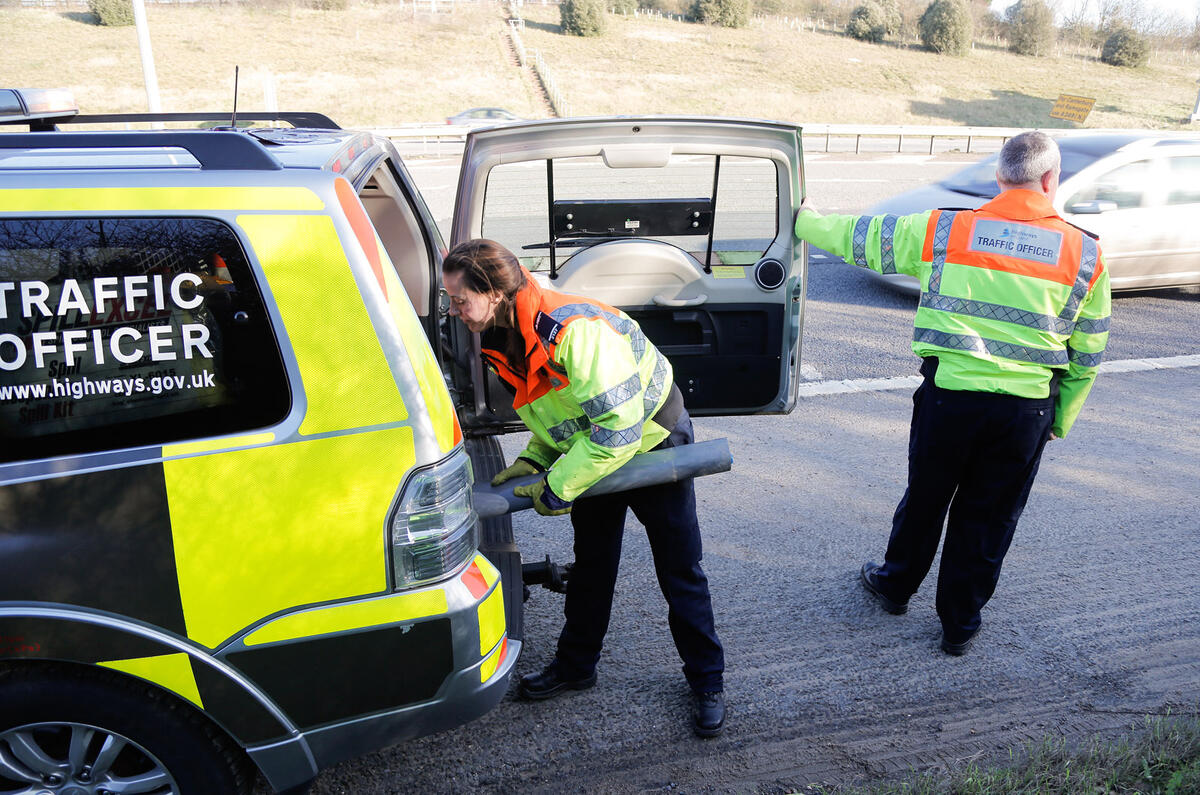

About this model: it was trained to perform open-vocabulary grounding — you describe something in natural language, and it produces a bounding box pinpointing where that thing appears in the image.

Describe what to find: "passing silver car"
[860,133,1200,293]
[445,107,526,129]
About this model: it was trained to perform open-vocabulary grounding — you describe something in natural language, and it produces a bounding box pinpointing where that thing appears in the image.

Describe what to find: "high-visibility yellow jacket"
[795,189,1111,437]
[481,271,674,501]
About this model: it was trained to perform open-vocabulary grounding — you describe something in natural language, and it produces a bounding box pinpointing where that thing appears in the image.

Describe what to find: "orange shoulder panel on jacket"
[941,211,1084,287]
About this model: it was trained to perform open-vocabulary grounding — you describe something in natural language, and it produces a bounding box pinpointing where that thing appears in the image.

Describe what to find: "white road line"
[1095,354,1200,373]
[805,154,965,165]
[796,374,922,397]
[796,354,1200,398]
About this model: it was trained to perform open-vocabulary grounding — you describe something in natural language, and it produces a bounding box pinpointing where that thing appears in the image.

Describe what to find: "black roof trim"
[2,111,341,132]
[65,111,340,129]
[0,131,284,171]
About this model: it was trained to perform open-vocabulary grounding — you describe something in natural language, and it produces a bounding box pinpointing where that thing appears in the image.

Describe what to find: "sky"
[990,0,1199,26]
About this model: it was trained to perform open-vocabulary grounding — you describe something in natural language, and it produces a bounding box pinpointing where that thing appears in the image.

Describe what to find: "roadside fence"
[377,123,1194,158]
[506,3,571,118]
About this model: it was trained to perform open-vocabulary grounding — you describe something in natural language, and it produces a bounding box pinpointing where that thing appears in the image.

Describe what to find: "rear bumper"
[305,635,519,768]
[246,636,519,793]
[228,555,517,793]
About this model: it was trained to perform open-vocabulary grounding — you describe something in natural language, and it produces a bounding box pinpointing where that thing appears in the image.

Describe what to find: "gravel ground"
[303,364,1200,794]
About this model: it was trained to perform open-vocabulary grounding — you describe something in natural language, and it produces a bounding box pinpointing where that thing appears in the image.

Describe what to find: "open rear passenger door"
[445,117,806,434]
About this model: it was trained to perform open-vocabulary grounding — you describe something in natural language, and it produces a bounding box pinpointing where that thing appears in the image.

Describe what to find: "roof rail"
[0,110,341,132]
[67,111,340,130]
[0,131,283,171]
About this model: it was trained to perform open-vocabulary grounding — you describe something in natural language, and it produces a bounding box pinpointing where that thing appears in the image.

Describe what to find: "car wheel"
[465,435,524,642]
[0,664,254,795]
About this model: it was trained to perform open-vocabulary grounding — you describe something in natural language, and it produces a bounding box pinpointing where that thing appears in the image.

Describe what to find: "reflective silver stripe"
[913,326,1070,365]
[1074,316,1110,334]
[548,416,589,443]
[851,215,871,267]
[550,303,646,360]
[590,352,669,448]
[920,293,1075,335]
[880,214,899,274]
[590,423,643,449]
[580,372,641,419]
[1060,235,1099,321]
[629,327,647,362]
[1068,347,1104,367]
[927,211,956,295]
[641,350,669,421]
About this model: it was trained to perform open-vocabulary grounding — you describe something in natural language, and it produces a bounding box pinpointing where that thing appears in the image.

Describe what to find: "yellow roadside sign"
[1050,94,1096,124]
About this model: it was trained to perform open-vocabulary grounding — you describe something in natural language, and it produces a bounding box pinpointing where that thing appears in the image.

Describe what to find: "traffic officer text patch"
[534,311,563,344]
[969,219,1063,266]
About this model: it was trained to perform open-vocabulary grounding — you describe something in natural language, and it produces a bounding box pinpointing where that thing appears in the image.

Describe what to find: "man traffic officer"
[794,131,1111,654]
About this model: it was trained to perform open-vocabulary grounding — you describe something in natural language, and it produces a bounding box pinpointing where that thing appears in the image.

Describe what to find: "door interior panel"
[629,304,783,412]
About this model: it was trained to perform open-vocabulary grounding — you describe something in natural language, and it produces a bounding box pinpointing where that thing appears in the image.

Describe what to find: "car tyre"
[0,663,254,795]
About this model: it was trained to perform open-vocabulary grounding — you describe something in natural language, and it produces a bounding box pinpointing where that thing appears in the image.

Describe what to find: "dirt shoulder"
[304,365,1200,793]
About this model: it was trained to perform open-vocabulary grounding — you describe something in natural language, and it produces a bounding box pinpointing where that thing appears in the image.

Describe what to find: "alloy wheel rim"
[0,722,179,795]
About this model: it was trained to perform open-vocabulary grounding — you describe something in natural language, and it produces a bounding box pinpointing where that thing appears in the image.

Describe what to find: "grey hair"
[996,131,1060,186]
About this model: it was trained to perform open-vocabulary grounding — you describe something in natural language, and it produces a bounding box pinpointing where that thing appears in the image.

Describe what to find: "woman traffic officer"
[442,239,726,737]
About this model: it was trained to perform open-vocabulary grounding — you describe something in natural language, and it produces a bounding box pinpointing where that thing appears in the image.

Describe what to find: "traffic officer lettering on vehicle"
[442,239,727,737]
[794,131,1111,655]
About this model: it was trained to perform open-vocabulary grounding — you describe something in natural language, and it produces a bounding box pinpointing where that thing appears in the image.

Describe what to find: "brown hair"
[443,239,529,374]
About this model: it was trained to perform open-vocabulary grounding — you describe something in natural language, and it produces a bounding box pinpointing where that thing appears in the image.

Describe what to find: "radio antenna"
[231,65,239,129]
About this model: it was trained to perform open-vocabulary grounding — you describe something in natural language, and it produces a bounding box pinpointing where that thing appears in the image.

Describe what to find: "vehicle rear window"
[481,154,779,271]
[0,217,289,462]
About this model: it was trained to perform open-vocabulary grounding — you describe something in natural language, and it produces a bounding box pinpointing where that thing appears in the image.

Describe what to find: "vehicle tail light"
[390,448,478,590]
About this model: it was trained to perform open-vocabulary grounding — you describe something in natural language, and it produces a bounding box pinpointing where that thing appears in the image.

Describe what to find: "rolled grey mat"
[472,438,733,519]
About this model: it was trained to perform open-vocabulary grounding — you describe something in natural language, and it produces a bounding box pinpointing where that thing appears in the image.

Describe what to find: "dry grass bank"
[518,5,1199,130]
[1,3,542,126]
[2,1,1197,130]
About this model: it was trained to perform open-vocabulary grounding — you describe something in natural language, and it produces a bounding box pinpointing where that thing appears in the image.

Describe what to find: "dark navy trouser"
[873,374,1055,643]
[554,411,725,695]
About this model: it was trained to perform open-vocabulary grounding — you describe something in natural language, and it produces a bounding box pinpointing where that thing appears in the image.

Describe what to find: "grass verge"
[3,2,1198,129]
[517,5,1199,130]
[0,3,543,127]
[811,712,1200,795]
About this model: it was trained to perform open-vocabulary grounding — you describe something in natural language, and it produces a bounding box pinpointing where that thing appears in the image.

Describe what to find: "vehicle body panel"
[0,119,511,793]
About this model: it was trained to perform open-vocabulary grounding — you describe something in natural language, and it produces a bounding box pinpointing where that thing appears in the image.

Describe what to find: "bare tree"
[1123,0,1153,33]
[1060,0,1090,28]
[1096,0,1126,32]
[1060,0,1098,46]
[1149,12,1191,38]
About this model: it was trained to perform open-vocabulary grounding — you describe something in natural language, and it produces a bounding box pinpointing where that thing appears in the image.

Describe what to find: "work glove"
[513,478,573,517]
[490,457,542,486]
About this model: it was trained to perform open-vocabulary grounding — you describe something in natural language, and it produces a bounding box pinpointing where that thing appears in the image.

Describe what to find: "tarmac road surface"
[303,358,1200,793]
[281,153,1200,793]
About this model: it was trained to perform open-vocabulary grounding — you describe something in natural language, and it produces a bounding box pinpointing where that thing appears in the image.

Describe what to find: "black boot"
[518,662,597,700]
[693,691,725,737]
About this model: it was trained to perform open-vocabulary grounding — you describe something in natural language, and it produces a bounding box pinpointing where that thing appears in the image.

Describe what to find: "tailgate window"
[481,154,778,272]
[0,217,288,462]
